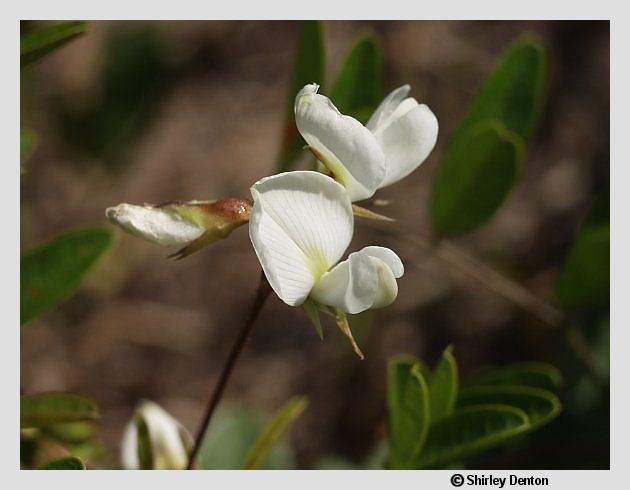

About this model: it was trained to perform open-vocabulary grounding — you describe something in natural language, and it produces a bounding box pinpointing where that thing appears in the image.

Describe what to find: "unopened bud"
[106,198,251,258]
[121,400,194,470]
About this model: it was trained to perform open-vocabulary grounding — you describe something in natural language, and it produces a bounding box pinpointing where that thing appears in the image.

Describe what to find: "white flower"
[121,400,193,470]
[249,170,403,315]
[366,84,439,188]
[294,83,438,201]
[295,84,386,202]
[106,199,251,259]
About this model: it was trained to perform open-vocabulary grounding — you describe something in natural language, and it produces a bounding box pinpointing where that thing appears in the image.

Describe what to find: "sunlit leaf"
[429,120,523,237]
[415,405,530,469]
[21,21,90,68]
[330,35,382,123]
[21,226,114,325]
[458,384,561,428]
[465,362,562,391]
[387,357,430,469]
[456,37,548,142]
[242,397,308,469]
[277,21,325,172]
[21,393,99,429]
[38,456,86,470]
[428,346,458,423]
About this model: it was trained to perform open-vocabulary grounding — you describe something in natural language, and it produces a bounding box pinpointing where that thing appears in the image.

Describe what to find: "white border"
[6,1,627,488]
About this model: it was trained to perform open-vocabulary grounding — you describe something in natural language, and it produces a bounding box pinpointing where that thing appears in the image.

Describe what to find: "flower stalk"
[186,271,271,469]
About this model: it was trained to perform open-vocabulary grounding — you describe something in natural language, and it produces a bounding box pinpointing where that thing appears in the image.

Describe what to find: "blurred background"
[20,20,609,469]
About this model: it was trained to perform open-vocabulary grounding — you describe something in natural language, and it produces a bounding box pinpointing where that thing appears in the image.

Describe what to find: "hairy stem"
[186,271,271,469]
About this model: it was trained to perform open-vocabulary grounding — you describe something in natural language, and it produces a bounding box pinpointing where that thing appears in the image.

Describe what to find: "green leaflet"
[242,397,308,469]
[555,207,610,311]
[387,357,430,469]
[21,226,114,325]
[330,35,383,123]
[465,362,563,391]
[415,405,530,469]
[455,37,548,142]
[458,384,561,428]
[277,21,325,172]
[429,37,547,237]
[38,456,86,470]
[387,353,562,469]
[21,21,91,68]
[21,393,99,429]
[199,404,295,469]
[429,120,523,237]
[428,346,459,423]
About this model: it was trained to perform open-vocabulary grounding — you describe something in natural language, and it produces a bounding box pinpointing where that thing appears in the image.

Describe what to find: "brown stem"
[186,271,271,469]
[402,230,607,389]
[430,237,565,328]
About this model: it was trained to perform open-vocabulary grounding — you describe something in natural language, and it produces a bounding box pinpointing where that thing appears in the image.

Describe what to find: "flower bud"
[106,198,251,259]
[120,400,194,470]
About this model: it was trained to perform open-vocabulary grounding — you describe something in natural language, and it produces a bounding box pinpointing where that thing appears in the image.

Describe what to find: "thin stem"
[401,229,564,327]
[186,271,271,469]
[399,229,607,389]
[432,237,565,328]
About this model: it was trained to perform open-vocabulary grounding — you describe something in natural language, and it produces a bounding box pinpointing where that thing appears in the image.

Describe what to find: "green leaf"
[45,421,95,444]
[38,456,86,470]
[21,393,99,429]
[242,397,308,469]
[21,226,114,325]
[428,346,458,423]
[415,404,530,469]
[330,35,383,123]
[387,357,430,469]
[458,385,561,428]
[456,37,548,142]
[429,120,523,237]
[199,405,295,469]
[465,362,562,391]
[277,20,325,172]
[555,224,609,311]
[135,413,154,470]
[21,21,91,68]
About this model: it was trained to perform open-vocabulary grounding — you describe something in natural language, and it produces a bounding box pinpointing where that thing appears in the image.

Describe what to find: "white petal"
[295,85,386,201]
[309,259,351,310]
[368,256,400,309]
[311,246,403,313]
[120,400,191,470]
[106,203,204,246]
[366,85,411,132]
[311,251,378,314]
[361,246,404,278]
[120,420,139,470]
[373,102,438,188]
[249,171,353,306]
